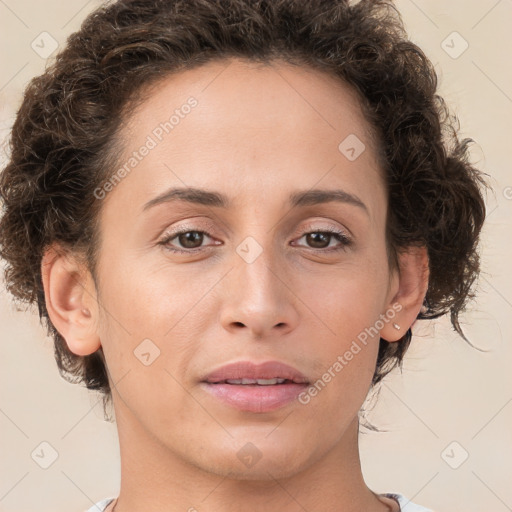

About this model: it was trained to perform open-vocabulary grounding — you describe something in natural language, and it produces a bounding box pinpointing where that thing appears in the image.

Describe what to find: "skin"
[41,58,429,512]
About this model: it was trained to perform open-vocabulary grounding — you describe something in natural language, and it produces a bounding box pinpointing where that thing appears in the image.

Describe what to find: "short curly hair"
[0,0,487,408]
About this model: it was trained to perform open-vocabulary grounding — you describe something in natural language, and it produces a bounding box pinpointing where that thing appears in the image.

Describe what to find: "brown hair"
[0,0,488,414]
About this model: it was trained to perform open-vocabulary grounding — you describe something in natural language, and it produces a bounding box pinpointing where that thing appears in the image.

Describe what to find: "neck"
[109,402,391,512]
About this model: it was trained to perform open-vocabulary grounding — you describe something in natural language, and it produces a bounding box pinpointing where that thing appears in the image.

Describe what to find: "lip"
[203,360,309,384]
[201,360,310,413]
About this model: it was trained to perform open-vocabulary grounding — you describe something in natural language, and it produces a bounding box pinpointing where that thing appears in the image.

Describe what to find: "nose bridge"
[235,234,284,308]
[219,229,299,338]
[232,208,283,294]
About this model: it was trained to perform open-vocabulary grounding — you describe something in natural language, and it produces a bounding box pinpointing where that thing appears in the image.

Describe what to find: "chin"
[192,435,313,481]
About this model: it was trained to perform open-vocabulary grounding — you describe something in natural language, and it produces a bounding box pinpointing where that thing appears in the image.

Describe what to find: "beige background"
[0,1,511,511]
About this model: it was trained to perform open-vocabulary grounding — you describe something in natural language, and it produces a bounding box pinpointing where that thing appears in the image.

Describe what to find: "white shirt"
[86,494,434,511]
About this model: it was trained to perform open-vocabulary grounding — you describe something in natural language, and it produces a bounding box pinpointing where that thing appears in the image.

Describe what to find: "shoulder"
[84,498,116,512]
[383,493,435,512]
[85,495,435,512]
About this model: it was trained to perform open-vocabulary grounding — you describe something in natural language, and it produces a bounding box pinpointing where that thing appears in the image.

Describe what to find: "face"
[93,58,399,479]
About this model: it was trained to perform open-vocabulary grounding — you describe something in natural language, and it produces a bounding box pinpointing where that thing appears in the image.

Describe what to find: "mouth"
[203,360,309,384]
[201,361,310,413]
[208,377,306,385]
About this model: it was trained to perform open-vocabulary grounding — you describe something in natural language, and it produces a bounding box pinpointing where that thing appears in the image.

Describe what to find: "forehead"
[105,57,385,218]
[122,57,379,153]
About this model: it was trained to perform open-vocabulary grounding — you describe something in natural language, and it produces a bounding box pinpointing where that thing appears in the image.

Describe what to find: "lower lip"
[201,382,309,412]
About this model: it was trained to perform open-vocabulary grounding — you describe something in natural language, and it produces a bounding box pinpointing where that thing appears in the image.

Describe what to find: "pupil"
[179,231,203,248]
[307,232,329,248]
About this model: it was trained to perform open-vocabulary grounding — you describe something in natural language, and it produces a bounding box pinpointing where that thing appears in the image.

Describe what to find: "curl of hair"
[0,0,488,412]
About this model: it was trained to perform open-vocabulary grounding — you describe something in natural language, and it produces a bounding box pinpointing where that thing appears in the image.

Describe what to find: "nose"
[219,247,300,340]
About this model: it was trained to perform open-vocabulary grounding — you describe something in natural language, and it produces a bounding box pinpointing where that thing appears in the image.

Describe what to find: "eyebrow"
[142,186,368,214]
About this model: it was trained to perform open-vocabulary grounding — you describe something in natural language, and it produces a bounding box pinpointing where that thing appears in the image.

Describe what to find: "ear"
[41,244,101,356]
[380,245,429,342]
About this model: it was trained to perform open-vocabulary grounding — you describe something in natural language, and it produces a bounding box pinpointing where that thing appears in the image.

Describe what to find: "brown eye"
[295,229,352,251]
[305,232,331,249]
[176,231,204,249]
[159,229,217,253]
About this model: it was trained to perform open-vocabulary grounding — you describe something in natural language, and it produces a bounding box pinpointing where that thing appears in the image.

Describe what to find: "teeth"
[256,378,286,385]
[225,378,287,385]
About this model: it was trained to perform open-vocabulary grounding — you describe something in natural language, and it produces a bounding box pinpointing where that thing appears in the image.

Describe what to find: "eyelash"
[158,227,352,254]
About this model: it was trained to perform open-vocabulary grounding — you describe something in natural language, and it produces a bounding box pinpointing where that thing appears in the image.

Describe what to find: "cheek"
[296,293,382,432]
[95,261,201,423]
[296,257,391,402]
[97,234,391,359]
[307,258,391,337]
[97,249,199,334]
[97,227,390,376]
[95,250,218,394]
[93,245,389,458]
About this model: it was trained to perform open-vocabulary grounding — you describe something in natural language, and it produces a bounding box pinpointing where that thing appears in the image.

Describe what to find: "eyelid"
[299,220,350,236]
[158,222,353,254]
[157,222,221,253]
[292,226,352,251]
[159,219,217,240]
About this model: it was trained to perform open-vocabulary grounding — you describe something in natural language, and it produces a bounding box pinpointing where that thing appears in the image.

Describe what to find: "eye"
[158,227,352,254]
[293,228,352,251]
[158,229,219,253]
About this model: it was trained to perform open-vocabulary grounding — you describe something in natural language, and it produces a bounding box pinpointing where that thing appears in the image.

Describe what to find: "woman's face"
[94,58,400,479]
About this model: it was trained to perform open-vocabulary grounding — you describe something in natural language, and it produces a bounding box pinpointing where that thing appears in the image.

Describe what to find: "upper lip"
[203,361,309,384]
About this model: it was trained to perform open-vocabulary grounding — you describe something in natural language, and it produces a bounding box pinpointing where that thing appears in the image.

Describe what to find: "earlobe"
[381,245,429,342]
[41,244,101,356]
